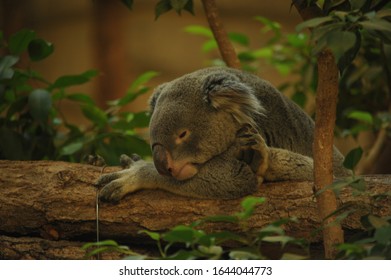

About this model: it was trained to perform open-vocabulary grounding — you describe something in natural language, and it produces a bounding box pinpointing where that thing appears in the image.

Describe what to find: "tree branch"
[292,0,344,259]
[201,0,240,69]
[0,160,390,259]
[313,49,344,259]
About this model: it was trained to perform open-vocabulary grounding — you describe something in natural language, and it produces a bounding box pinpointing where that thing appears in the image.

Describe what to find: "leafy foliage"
[155,0,194,19]
[337,214,391,259]
[0,29,155,164]
[184,20,317,109]
[84,196,308,260]
[296,1,391,138]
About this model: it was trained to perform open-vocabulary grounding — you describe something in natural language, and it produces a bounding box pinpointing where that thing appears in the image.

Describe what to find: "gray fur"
[97,67,350,201]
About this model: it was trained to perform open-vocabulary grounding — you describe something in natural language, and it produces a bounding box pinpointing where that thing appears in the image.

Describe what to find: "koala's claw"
[96,159,144,203]
[236,124,258,139]
[95,172,121,187]
[235,125,270,182]
[84,154,106,167]
[96,173,129,203]
[119,153,141,169]
[99,182,126,203]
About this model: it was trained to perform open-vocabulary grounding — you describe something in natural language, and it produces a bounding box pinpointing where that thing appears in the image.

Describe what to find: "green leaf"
[130,111,150,128]
[374,225,391,244]
[81,104,108,128]
[202,215,239,223]
[128,71,158,92]
[252,48,273,58]
[236,196,265,220]
[8,29,36,54]
[347,110,373,124]
[0,55,19,79]
[184,25,213,37]
[228,32,249,46]
[121,0,134,10]
[108,72,157,107]
[349,0,366,9]
[66,93,95,105]
[281,253,307,260]
[360,18,391,32]
[28,89,52,121]
[323,0,348,14]
[28,38,54,61]
[337,30,361,72]
[327,30,357,63]
[262,235,295,247]
[238,51,256,62]
[291,92,307,108]
[202,40,218,52]
[50,70,98,89]
[311,22,345,43]
[82,240,120,250]
[254,16,281,33]
[200,231,244,245]
[139,230,160,241]
[198,245,223,257]
[343,147,363,170]
[155,0,172,20]
[59,140,84,156]
[163,225,203,243]
[286,33,308,48]
[170,0,189,14]
[296,16,334,32]
[259,225,285,236]
[229,250,260,260]
[241,196,265,210]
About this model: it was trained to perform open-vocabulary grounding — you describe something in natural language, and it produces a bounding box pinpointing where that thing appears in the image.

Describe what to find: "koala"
[96,67,350,202]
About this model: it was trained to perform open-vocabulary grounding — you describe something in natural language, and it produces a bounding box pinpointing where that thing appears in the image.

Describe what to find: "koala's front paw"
[235,125,270,181]
[96,154,143,203]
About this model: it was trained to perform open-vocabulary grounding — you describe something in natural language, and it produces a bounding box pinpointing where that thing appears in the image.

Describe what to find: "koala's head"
[149,68,264,181]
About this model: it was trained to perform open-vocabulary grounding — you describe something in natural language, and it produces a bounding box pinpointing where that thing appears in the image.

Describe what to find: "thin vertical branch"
[201,0,241,69]
[313,49,344,259]
[293,0,344,259]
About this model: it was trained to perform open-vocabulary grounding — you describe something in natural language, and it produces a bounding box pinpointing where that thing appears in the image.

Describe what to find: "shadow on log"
[0,160,390,259]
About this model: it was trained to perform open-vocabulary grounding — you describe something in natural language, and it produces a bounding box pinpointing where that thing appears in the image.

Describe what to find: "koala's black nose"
[152,144,172,177]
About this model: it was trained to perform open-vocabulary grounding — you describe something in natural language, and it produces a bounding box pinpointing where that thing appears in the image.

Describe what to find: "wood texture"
[313,49,344,258]
[201,0,241,69]
[0,160,390,259]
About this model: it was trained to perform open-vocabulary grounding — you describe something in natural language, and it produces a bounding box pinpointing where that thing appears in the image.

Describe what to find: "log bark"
[0,235,123,260]
[313,49,344,258]
[0,160,390,259]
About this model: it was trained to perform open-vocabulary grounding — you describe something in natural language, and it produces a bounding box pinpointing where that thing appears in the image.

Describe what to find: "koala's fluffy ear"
[149,83,166,113]
[202,73,265,127]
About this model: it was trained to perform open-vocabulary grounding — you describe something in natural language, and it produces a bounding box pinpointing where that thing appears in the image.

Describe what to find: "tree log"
[0,160,390,259]
[0,235,124,260]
